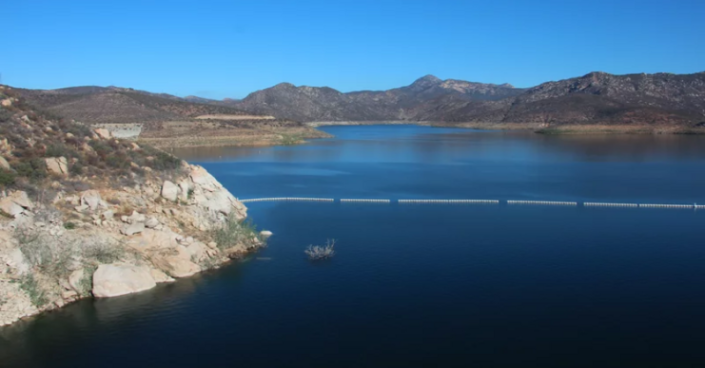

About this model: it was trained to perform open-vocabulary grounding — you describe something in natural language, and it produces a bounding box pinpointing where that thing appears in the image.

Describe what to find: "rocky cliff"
[0,86,264,326]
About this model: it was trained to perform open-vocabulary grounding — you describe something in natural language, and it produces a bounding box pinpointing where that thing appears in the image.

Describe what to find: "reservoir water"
[2,125,705,367]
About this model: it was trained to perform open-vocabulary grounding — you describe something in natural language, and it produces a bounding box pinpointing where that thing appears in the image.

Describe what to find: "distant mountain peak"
[413,75,442,85]
[273,82,296,89]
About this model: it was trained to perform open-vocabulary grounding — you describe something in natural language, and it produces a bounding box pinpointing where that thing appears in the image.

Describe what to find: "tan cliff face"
[0,86,262,327]
[0,162,258,326]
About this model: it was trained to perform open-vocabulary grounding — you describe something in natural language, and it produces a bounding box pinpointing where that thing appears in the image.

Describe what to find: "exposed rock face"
[161,180,179,202]
[121,222,145,236]
[0,156,10,170]
[45,157,68,176]
[94,128,113,139]
[81,190,107,211]
[151,249,201,278]
[0,86,260,327]
[150,268,174,283]
[0,163,255,326]
[92,264,157,298]
[0,191,34,218]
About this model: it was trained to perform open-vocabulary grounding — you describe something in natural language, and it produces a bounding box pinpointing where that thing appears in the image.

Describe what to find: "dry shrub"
[305,239,336,260]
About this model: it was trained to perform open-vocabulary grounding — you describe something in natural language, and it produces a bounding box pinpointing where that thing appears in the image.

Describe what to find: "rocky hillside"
[14,85,326,148]
[0,86,265,326]
[228,75,523,122]
[421,72,705,128]
[228,72,705,129]
[16,86,258,126]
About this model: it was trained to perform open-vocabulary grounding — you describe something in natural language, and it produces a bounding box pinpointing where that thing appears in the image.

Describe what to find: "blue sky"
[2,0,704,99]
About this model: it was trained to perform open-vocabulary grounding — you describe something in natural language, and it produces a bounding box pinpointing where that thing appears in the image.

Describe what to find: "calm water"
[2,126,705,368]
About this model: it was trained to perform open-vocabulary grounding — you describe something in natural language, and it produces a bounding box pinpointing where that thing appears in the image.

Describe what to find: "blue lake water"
[2,125,705,367]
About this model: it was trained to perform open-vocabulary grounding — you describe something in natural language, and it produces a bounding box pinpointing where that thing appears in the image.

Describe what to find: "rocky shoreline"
[0,162,264,327]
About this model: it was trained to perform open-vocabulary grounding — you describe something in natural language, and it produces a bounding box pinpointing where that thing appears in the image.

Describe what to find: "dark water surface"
[2,126,705,367]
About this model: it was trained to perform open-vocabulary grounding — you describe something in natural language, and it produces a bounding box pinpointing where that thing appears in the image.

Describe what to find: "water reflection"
[0,262,250,368]
[170,126,705,164]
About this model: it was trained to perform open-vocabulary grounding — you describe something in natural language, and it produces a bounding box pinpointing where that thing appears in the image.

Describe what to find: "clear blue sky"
[2,0,704,99]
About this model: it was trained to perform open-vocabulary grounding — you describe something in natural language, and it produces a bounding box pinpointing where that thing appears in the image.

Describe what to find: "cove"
[2,125,705,368]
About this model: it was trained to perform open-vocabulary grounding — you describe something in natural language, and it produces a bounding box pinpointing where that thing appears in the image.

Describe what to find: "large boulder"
[128,229,180,251]
[92,264,157,298]
[161,180,179,202]
[151,246,201,278]
[189,166,221,192]
[94,128,112,139]
[121,222,145,236]
[45,157,68,176]
[7,191,33,209]
[145,217,160,229]
[150,268,175,283]
[0,191,34,218]
[0,156,10,170]
[0,138,11,155]
[185,241,211,263]
[0,199,24,217]
[81,190,106,211]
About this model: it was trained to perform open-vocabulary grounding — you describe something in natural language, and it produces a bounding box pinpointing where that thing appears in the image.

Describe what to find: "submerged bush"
[305,239,336,260]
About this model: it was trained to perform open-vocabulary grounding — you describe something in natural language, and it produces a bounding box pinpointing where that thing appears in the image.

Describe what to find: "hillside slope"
[15,86,329,147]
[0,86,263,326]
[16,86,255,126]
[228,72,705,129]
[229,75,523,122]
[424,72,705,128]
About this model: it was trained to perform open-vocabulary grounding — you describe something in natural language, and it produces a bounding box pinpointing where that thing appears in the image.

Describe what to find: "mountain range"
[13,71,705,130]
[225,72,705,127]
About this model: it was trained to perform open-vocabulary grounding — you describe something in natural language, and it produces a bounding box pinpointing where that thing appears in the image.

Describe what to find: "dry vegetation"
[305,239,336,260]
[14,85,331,149]
[0,86,185,199]
[139,120,330,148]
[1,85,266,320]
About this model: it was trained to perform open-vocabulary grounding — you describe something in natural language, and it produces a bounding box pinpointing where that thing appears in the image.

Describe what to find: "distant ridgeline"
[92,123,143,139]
